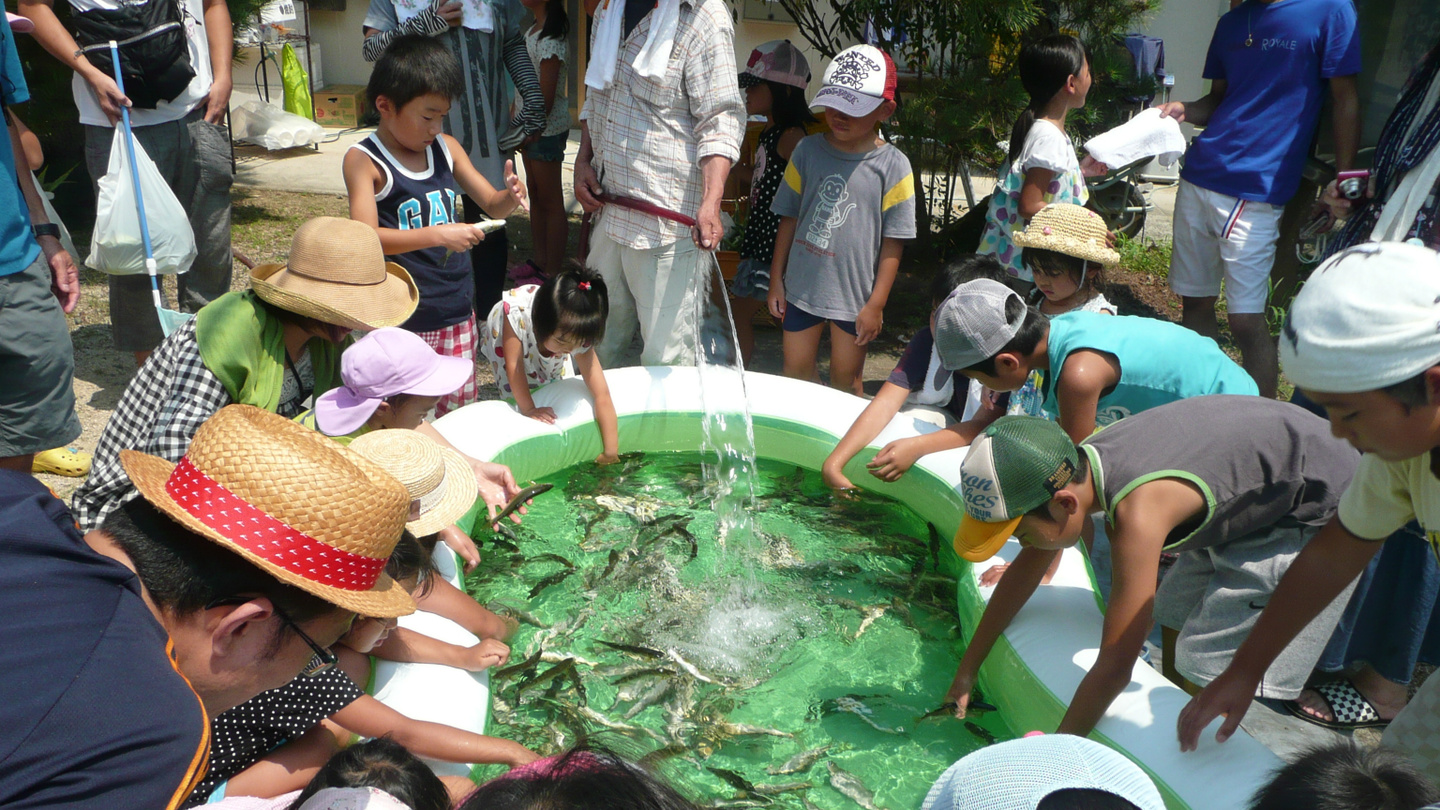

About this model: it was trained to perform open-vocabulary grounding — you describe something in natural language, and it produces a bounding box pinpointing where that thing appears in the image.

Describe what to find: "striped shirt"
[580,0,744,249]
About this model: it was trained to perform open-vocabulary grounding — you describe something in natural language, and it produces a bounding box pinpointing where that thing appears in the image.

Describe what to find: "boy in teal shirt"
[866,280,1257,486]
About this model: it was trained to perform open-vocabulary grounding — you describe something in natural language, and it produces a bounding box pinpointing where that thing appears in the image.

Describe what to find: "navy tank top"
[350,134,473,333]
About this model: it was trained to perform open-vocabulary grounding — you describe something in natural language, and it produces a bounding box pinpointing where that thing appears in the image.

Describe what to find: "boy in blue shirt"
[1159,0,1360,399]
[343,35,528,418]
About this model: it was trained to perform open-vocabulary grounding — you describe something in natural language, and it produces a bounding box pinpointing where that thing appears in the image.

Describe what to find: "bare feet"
[1292,665,1408,723]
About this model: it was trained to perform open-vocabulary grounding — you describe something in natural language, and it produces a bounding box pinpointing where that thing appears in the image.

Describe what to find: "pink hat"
[739,40,811,91]
[7,12,35,34]
[314,327,473,435]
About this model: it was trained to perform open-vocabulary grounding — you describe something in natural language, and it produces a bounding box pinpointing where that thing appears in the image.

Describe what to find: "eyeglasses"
[205,596,339,677]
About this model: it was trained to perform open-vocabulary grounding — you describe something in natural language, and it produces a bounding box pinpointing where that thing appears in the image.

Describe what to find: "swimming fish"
[638,741,691,768]
[707,767,758,795]
[831,697,902,734]
[752,781,812,796]
[593,494,662,523]
[711,721,793,739]
[965,720,1000,745]
[490,481,554,527]
[853,604,890,640]
[516,658,577,696]
[527,552,577,569]
[493,648,543,681]
[597,639,666,659]
[666,648,717,684]
[622,677,675,720]
[827,762,882,810]
[767,745,830,775]
[915,702,959,723]
[485,601,550,629]
[529,568,575,599]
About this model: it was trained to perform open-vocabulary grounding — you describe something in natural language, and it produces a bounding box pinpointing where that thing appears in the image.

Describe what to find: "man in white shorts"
[1159,0,1360,398]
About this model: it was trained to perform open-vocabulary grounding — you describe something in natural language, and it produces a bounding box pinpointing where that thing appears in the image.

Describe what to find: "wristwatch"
[33,223,61,240]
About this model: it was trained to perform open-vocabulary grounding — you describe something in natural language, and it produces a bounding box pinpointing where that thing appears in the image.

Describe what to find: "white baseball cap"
[812,44,897,117]
[1279,242,1440,393]
[921,735,1165,810]
[934,279,1027,371]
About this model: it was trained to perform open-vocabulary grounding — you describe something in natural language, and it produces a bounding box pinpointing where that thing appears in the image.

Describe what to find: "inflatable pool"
[402,366,1280,808]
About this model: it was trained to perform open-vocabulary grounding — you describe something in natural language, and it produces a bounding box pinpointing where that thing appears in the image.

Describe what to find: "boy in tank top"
[945,397,1359,738]
[344,34,528,417]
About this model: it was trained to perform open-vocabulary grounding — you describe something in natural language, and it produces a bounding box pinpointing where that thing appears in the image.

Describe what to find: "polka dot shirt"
[184,668,364,806]
[741,126,791,263]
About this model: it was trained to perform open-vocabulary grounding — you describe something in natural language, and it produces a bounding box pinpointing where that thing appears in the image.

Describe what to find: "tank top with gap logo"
[349,133,472,333]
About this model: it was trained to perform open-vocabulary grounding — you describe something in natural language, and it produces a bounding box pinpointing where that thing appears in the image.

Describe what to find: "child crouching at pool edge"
[482,264,621,465]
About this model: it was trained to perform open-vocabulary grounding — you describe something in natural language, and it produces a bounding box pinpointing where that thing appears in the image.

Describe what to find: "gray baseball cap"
[934,279,1026,371]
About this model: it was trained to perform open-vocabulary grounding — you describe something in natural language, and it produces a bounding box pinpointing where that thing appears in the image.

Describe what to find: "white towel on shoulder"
[1084,108,1186,169]
[585,0,683,91]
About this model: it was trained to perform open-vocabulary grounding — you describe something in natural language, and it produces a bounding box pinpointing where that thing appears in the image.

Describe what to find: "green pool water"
[461,452,1012,808]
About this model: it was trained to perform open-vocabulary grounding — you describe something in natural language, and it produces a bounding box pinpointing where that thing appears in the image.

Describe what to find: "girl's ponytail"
[533,262,609,347]
[1005,34,1087,167]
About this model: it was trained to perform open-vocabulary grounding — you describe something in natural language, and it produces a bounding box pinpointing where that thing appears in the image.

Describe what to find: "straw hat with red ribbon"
[121,405,417,617]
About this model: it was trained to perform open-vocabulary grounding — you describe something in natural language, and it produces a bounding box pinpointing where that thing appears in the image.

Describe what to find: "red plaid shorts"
[414,314,479,418]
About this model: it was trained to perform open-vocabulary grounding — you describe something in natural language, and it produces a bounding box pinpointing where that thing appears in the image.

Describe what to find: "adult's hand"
[1156,101,1186,124]
[574,155,604,212]
[693,200,723,251]
[1176,668,1259,752]
[41,237,80,314]
[86,69,131,125]
[202,74,233,124]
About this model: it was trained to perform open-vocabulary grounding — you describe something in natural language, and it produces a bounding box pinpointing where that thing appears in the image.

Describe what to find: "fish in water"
[830,696,903,734]
[529,568,575,599]
[622,677,675,720]
[638,741,691,769]
[965,720,1000,745]
[827,762,882,810]
[915,702,958,723]
[767,745,830,775]
[527,552,577,569]
[597,639,666,659]
[592,494,663,523]
[752,781,812,796]
[711,721,793,739]
[666,648,717,684]
[706,767,757,795]
[853,604,890,640]
[493,647,543,681]
[485,601,550,629]
[516,658,577,696]
[490,481,555,527]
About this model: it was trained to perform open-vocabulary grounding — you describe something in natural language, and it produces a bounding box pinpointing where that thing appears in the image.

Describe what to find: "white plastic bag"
[87,131,196,276]
[232,100,326,151]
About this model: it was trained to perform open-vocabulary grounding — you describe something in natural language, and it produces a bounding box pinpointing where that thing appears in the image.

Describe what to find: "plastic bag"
[87,130,196,276]
[232,100,327,150]
[281,43,314,120]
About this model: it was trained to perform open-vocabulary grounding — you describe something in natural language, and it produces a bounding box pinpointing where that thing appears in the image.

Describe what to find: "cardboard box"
[313,84,367,128]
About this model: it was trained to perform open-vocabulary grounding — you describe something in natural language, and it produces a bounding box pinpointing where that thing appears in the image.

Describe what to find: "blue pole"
[108,42,160,298]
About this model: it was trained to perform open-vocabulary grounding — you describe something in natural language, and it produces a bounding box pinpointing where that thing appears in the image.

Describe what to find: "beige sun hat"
[251,217,420,332]
[1012,203,1120,268]
[121,405,417,618]
[348,430,477,537]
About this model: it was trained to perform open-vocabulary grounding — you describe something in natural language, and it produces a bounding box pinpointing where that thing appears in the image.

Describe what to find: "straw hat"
[348,430,477,537]
[1011,204,1120,268]
[121,405,417,617]
[250,217,419,332]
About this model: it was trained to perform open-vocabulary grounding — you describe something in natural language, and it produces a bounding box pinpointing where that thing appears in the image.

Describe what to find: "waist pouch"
[72,0,196,109]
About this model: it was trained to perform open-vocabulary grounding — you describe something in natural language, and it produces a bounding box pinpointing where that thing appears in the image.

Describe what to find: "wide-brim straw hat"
[121,405,417,618]
[1012,203,1120,268]
[348,430,477,537]
[251,217,419,332]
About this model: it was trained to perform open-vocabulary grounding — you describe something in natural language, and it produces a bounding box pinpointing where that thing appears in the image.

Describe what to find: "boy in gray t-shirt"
[767,44,916,397]
[944,396,1359,738]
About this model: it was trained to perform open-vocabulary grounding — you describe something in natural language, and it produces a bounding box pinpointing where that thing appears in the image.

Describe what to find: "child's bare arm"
[856,238,903,346]
[220,721,345,799]
[502,319,552,423]
[344,148,482,254]
[372,627,511,672]
[1055,349,1121,443]
[767,216,798,319]
[574,348,620,463]
[415,576,515,640]
[823,381,911,489]
[450,136,527,216]
[1019,167,1057,220]
[537,56,561,118]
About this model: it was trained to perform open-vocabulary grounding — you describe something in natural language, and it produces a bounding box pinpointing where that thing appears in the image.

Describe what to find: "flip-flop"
[1283,679,1391,730]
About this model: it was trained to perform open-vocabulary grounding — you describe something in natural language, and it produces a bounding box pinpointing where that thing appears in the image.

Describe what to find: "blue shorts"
[730,257,770,301]
[523,131,569,163]
[782,301,857,336]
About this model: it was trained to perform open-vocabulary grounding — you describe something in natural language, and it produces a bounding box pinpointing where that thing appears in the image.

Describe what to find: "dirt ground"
[38,189,1197,500]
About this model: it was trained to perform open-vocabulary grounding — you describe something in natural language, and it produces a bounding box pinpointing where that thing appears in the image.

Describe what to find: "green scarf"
[195,291,348,411]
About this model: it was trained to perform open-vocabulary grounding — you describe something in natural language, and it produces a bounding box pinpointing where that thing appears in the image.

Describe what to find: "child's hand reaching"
[866,437,920,482]
[854,303,883,346]
[522,405,557,424]
[595,451,621,465]
[456,637,511,671]
[439,524,481,572]
[504,159,530,214]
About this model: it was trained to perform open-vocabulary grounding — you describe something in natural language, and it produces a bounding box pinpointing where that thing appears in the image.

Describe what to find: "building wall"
[307,0,375,89]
